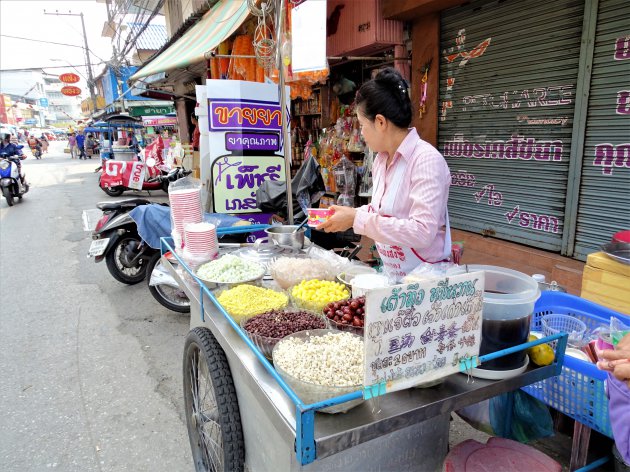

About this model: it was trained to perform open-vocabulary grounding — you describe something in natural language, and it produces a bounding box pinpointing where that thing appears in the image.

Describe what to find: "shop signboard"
[206,80,289,214]
[61,86,82,97]
[59,73,80,84]
[39,98,49,107]
[290,0,326,73]
[142,116,178,127]
[363,271,484,397]
[130,105,175,117]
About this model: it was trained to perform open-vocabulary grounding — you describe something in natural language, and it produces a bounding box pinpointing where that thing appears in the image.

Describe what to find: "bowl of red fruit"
[323,296,366,335]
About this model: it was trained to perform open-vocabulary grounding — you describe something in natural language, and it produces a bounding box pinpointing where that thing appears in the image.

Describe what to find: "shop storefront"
[387,0,629,262]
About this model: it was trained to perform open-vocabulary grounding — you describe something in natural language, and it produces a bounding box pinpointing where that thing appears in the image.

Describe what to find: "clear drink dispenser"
[333,155,356,207]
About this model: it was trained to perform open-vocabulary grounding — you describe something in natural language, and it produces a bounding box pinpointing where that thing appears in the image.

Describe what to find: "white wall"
[0,70,46,100]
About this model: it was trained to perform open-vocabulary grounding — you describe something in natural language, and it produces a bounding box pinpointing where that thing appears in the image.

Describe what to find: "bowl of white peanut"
[272,329,364,414]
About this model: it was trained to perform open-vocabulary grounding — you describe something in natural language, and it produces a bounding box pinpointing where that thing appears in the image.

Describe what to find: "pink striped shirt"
[353,128,451,263]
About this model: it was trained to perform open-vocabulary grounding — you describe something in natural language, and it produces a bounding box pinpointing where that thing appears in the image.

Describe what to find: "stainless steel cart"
[161,234,567,472]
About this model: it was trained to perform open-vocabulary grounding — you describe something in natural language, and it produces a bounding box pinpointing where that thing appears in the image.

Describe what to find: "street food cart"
[96,115,144,162]
[160,229,568,472]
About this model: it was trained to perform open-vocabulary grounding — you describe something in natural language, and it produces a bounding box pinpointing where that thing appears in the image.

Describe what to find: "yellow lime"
[527,334,554,366]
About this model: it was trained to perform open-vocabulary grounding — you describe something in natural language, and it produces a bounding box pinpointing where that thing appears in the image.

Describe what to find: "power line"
[1,62,106,71]
[0,34,109,64]
[1,34,84,49]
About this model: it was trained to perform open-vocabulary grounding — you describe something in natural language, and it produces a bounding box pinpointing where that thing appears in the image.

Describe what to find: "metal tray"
[601,242,630,266]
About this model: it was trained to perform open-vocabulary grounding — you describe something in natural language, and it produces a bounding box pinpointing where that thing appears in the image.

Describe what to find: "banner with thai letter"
[101,161,145,189]
[205,80,289,214]
[363,271,484,395]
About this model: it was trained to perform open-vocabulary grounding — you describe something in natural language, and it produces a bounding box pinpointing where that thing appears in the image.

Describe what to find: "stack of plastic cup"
[184,222,218,260]
[169,188,203,247]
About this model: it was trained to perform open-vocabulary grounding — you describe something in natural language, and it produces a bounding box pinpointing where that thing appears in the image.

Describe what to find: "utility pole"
[43,10,98,114]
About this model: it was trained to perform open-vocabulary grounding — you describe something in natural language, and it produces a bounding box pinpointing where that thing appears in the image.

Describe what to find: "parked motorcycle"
[99,160,191,197]
[88,198,158,284]
[146,252,190,313]
[0,147,29,206]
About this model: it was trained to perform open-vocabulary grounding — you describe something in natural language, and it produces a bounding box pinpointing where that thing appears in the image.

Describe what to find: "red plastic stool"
[444,437,562,472]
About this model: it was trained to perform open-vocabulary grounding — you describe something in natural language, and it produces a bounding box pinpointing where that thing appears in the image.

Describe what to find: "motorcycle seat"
[97,198,153,211]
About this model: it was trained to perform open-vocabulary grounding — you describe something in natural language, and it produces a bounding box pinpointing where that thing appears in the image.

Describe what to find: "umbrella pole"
[276,0,294,224]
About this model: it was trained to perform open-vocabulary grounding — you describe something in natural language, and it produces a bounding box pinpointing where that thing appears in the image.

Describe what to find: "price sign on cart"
[363,271,485,397]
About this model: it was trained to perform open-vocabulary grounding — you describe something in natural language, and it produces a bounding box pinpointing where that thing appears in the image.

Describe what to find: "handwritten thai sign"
[205,80,289,214]
[363,271,484,395]
[212,154,284,213]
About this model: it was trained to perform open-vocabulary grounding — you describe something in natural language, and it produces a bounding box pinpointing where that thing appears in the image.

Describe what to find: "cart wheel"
[183,327,245,472]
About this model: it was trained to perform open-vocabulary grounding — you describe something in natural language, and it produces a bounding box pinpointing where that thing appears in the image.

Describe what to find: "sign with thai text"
[59,73,80,84]
[61,86,81,97]
[206,80,289,214]
[363,271,484,395]
[142,116,178,127]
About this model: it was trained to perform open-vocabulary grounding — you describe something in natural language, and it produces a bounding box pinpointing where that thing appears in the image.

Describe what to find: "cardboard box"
[581,252,630,314]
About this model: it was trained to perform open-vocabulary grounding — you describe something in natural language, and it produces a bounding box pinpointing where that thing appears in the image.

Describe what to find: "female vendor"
[318,68,452,282]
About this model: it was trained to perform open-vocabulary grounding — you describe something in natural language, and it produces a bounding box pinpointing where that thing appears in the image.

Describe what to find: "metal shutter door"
[438,0,584,251]
[573,0,630,260]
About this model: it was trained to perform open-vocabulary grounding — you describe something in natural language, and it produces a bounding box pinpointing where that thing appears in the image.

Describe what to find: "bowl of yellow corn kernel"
[289,279,350,313]
[215,284,289,324]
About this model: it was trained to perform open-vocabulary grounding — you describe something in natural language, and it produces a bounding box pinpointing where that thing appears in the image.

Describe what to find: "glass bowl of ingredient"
[272,329,365,414]
[240,309,329,358]
[270,256,335,290]
[195,254,265,290]
[289,279,350,313]
[323,296,366,336]
[215,284,289,324]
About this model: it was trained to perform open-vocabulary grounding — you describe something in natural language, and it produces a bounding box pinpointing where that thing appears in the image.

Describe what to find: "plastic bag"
[402,261,464,284]
[610,317,630,346]
[458,391,554,443]
[489,391,554,443]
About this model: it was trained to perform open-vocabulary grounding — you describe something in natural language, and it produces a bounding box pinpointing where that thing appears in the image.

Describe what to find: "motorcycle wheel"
[146,253,190,313]
[183,328,245,472]
[98,175,125,197]
[2,187,14,206]
[105,235,148,284]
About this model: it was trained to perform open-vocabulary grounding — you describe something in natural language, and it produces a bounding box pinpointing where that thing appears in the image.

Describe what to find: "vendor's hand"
[316,205,357,233]
[597,348,630,388]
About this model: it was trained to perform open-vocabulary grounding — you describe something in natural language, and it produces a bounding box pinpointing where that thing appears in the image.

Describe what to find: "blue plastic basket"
[522,291,630,438]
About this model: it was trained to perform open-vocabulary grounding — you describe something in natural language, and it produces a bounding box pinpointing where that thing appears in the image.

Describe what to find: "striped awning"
[130,0,249,81]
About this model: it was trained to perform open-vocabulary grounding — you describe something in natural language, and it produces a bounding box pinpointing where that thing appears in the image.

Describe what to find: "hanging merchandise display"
[418,64,430,119]
[438,0,584,252]
[332,155,356,207]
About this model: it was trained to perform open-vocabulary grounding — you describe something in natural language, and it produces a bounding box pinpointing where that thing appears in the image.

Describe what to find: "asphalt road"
[0,142,191,471]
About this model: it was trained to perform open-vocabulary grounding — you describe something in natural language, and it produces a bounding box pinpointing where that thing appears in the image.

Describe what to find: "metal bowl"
[601,241,630,266]
[194,257,266,290]
[265,225,306,250]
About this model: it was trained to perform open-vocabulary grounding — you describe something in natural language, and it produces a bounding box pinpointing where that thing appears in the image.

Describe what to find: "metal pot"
[264,225,305,250]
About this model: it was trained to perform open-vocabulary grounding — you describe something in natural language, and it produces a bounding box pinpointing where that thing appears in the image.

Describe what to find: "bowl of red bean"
[240,309,329,358]
[323,296,366,336]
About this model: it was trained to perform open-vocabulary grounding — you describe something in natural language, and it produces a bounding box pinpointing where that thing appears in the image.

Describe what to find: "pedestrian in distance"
[76,131,86,159]
[85,134,97,159]
[40,134,49,154]
[68,132,78,159]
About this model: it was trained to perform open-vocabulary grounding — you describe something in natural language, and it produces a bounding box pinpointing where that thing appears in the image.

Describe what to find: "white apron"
[370,152,451,282]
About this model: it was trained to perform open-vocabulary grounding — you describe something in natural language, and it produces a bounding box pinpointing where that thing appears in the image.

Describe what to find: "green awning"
[130,0,249,81]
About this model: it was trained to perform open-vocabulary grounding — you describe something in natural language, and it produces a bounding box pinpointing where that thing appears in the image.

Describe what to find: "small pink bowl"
[307,208,332,227]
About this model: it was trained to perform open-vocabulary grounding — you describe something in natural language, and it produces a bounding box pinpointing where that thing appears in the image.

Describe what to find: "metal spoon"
[292,218,309,233]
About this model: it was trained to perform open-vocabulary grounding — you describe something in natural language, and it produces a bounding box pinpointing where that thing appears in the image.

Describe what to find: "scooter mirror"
[146,157,156,168]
